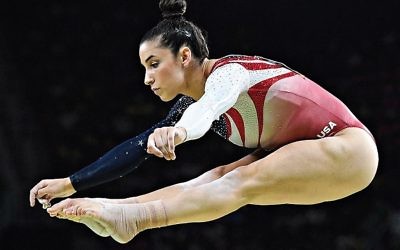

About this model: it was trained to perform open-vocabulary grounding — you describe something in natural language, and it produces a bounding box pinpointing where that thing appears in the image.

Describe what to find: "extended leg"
[49,128,378,243]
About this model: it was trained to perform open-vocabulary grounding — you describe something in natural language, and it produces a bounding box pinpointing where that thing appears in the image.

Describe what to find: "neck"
[183,58,216,100]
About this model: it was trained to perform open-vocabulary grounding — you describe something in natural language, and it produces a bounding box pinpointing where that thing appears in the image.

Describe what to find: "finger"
[158,144,172,160]
[167,128,175,152]
[37,198,52,209]
[148,146,165,158]
[167,128,176,160]
[159,144,172,161]
[29,183,40,207]
[153,129,166,149]
[146,133,155,150]
[161,144,173,161]
[147,133,165,158]
[162,150,173,161]
[36,188,52,201]
[169,150,176,161]
[37,193,53,206]
[149,128,174,160]
[147,146,164,158]
[29,191,37,207]
[29,181,47,207]
[154,129,173,160]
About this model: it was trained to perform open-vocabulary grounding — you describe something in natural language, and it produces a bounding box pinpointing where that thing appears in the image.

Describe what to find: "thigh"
[233,127,378,205]
[184,149,268,188]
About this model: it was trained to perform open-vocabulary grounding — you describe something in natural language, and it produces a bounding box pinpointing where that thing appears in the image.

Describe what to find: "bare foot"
[55,211,110,237]
[49,198,140,243]
[49,198,110,237]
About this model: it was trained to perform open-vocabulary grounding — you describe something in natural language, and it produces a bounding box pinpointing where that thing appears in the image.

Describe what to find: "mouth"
[151,87,160,93]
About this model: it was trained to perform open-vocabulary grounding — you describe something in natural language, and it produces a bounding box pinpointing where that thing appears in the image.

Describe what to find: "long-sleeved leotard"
[69,54,370,191]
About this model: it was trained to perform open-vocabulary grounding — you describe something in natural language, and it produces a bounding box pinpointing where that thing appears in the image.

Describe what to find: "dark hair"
[140,0,209,63]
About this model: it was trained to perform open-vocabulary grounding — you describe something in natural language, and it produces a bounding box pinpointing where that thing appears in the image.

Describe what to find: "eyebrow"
[145,55,156,63]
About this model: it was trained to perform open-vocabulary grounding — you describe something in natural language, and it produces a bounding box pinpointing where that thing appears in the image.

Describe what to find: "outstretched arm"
[47,147,268,209]
[29,96,196,207]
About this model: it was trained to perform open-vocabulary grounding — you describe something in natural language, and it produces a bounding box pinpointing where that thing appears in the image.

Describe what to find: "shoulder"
[211,54,285,73]
[204,63,250,93]
[208,55,252,78]
[207,62,250,85]
[210,55,250,72]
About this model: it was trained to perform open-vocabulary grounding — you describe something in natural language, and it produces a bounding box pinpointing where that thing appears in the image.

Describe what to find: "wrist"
[65,177,77,194]
[177,127,187,144]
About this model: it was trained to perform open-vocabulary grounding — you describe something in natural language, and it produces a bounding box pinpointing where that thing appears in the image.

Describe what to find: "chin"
[159,94,177,102]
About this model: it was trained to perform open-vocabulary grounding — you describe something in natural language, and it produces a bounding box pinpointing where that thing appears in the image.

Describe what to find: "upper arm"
[175,63,250,141]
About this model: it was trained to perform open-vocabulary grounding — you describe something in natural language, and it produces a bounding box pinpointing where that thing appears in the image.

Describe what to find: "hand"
[29,177,76,207]
[147,126,187,160]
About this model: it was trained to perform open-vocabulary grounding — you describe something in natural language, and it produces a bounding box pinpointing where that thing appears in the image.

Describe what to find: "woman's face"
[139,40,185,102]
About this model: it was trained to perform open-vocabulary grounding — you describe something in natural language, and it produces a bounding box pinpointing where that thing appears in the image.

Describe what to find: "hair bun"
[159,0,187,19]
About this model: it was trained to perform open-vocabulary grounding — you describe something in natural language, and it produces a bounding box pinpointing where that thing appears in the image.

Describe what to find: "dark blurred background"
[1,0,399,249]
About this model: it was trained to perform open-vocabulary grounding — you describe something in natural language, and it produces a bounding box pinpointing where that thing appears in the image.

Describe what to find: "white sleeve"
[174,63,249,141]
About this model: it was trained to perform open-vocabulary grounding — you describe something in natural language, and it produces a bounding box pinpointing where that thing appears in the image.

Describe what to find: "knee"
[319,135,379,197]
[345,139,378,193]
[334,164,377,201]
[209,165,230,179]
[353,157,378,193]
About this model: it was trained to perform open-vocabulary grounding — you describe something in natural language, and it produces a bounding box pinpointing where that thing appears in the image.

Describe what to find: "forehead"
[139,40,171,64]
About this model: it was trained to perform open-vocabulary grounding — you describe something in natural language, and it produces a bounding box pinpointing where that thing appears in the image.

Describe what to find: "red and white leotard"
[175,55,369,150]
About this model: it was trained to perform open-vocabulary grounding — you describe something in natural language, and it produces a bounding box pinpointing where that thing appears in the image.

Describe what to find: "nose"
[144,72,154,86]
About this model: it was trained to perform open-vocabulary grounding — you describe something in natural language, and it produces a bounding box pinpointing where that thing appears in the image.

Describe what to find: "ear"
[179,46,192,67]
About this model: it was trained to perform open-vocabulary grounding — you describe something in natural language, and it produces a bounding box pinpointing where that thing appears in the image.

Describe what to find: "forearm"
[69,130,152,191]
[69,96,196,192]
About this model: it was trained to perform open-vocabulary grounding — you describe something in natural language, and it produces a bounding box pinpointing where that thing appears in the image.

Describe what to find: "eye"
[150,61,159,68]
